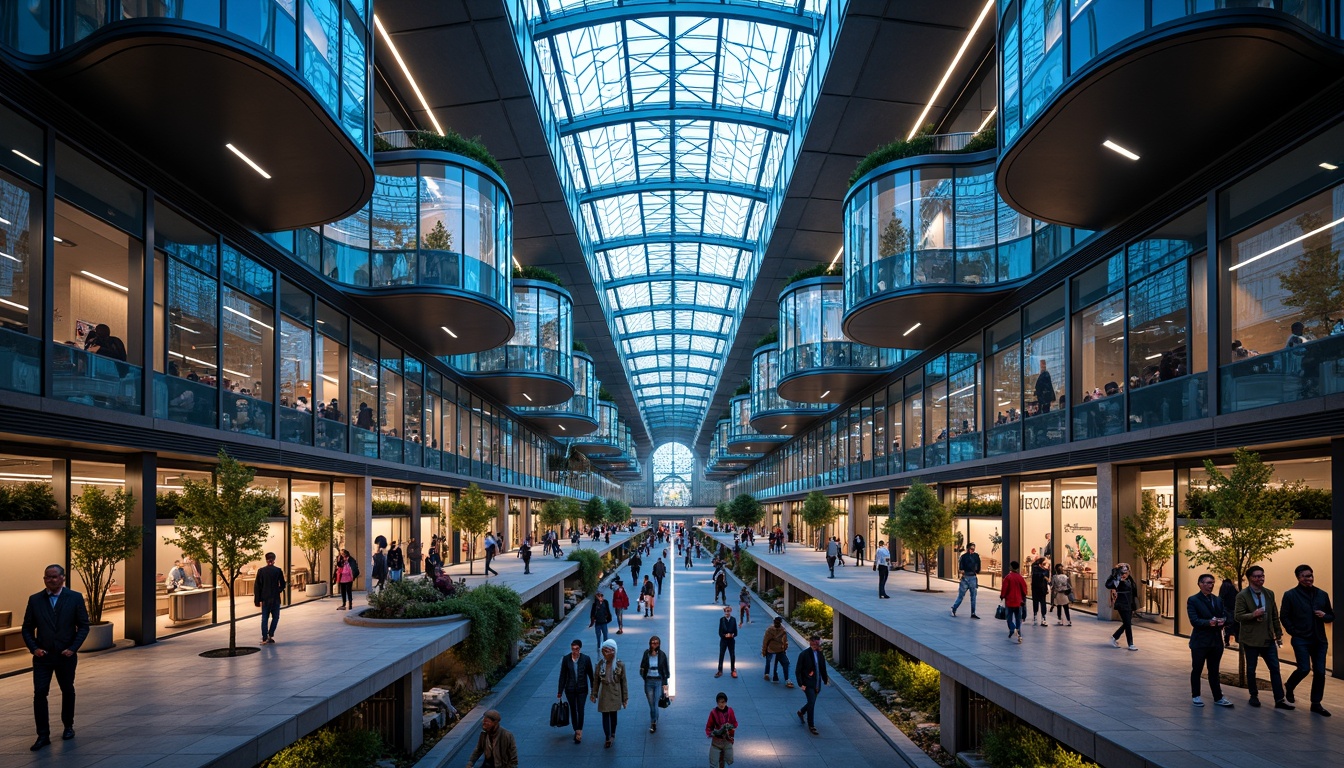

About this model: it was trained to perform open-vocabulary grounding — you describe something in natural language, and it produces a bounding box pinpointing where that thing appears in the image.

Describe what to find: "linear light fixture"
[224,304,274,330]
[0,251,18,262]
[1145,353,1163,360]
[1102,140,1141,161]
[559,424,566,431]
[1230,214,1344,271]
[903,322,921,336]
[80,270,128,292]
[827,246,843,271]
[976,107,998,134]
[0,216,10,225]
[0,297,29,311]
[820,390,831,399]
[374,15,445,136]
[522,393,533,402]
[12,149,39,166]
[169,350,218,370]
[1101,313,1126,326]
[907,0,995,140]
[441,326,459,338]
[225,143,272,179]
[173,323,200,335]
[1321,162,1339,171]
[320,374,339,384]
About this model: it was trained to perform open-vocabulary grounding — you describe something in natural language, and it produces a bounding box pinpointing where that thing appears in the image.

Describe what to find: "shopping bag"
[993,603,1007,621]
[550,700,570,728]
[658,694,671,709]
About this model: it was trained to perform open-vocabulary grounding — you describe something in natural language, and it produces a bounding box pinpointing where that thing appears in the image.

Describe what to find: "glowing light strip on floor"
[667,534,677,699]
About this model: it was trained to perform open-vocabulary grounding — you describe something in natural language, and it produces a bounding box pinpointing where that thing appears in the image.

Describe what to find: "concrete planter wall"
[343,609,465,628]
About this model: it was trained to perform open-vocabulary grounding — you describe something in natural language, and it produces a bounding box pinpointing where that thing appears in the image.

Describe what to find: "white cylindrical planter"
[306,582,329,598]
[84,622,114,652]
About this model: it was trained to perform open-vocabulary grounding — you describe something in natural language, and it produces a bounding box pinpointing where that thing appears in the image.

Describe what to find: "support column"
[1001,476,1020,581]
[395,666,424,754]
[831,611,846,668]
[782,581,794,617]
[409,484,422,575]
[497,494,510,553]
[124,452,157,646]
[552,581,567,619]
[939,674,961,756]
[1096,463,1127,621]
[346,476,372,591]
[781,500,793,542]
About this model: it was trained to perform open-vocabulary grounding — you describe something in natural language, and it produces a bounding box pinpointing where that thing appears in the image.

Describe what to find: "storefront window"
[1023,288,1064,449]
[1072,289,1125,440]
[1059,476,1100,613]
[289,479,330,604]
[987,315,1023,456]
[948,483,1003,587]
[0,169,41,396]
[279,315,313,445]
[155,466,214,638]
[315,301,347,451]
[157,249,219,428]
[1018,478,1053,600]
[0,456,62,674]
[221,286,274,437]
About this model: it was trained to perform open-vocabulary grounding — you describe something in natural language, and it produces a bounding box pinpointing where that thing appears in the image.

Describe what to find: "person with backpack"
[610,580,630,636]
[761,616,791,686]
[387,540,405,583]
[483,532,500,577]
[652,558,667,595]
[638,635,670,733]
[589,591,614,645]
[713,568,729,606]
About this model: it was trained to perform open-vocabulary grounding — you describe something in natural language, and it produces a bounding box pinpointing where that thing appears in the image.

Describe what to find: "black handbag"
[658,694,671,709]
[550,700,570,728]
[994,603,1007,621]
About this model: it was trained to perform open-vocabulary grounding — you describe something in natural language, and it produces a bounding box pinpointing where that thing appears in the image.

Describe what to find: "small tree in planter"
[892,480,954,592]
[729,493,764,532]
[798,491,839,548]
[583,495,606,529]
[164,450,271,656]
[540,496,571,535]
[68,485,143,651]
[292,495,343,597]
[454,483,496,575]
[1122,489,1174,611]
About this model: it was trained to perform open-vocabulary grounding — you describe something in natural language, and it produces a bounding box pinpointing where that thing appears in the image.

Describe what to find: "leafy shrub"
[785,263,841,286]
[756,327,778,348]
[792,598,833,628]
[433,572,463,597]
[598,386,615,402]
[264,727,382,768]
[573,340,588,353]
[365,578,446,619]
[245,489,286,518]
[371,499,411,516]
[980,723,1096,768]
[374,130,505,179]
[892,657,941,719]
[1185,485,1331,520]
[513,264,564,287]
[854,650,885,676]
[569,549,602,594]
[156,491,183,519]
[0,481,61,521]
[848,117,998,188]
[950,497,1002,517]
[733,550,757,584]
[532,601,555,620]
[447,583,523,673]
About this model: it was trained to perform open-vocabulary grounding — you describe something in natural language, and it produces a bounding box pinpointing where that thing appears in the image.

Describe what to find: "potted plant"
[68,486,144,652]
[292,495,343,598]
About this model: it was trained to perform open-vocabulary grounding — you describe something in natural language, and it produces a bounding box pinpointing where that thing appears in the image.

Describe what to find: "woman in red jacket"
[1000,560,1028,644]
[612,579,631,635]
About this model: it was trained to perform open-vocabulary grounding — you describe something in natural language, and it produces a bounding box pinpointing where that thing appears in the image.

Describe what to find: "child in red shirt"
[706,692,738,767]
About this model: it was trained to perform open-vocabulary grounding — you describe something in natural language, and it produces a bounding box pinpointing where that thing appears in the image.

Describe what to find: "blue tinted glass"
[301,0,339,112]
[340,14,367,148]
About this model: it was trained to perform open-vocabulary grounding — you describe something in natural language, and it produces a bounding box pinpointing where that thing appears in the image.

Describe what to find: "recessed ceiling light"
[908,0,995,140]
[1322,162,1339,171]
[374,15,445,136]
[12,149,39,166]
[80,270,128,292]
[903,323,921,336]
[225,143,272,179]
[441,326,459,338]
[1102,140,1140,161]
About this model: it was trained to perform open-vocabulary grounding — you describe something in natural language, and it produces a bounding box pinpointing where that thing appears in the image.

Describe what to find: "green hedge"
[0,481,60,521]
[981,723,1097,768]
[855,650,940,719]
[514,264,564,287]
[756,328,778,348]
[1185,485,1331,520]
[264,727,382,768]
[372,499,411,516]
[785,263,841,286]
[374,130,505,179]
[732,550,757,584]
[950,497,1002,517]
[792,597,832,629]
[848,118,998,188]
[568,548,602,594]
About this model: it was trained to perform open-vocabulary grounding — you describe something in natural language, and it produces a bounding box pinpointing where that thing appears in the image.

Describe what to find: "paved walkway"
[436,536,912,768]
[0,533,636,768]
[706,532,1344,768]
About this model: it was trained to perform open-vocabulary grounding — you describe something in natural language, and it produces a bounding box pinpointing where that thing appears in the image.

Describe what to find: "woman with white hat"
[590,638,628,748]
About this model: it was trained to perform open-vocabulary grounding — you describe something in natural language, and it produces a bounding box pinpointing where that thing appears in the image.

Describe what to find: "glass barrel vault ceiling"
[504,0,841,440]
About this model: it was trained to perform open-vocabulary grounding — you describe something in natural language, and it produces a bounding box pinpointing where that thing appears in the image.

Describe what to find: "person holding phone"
[1186,573,1234,707]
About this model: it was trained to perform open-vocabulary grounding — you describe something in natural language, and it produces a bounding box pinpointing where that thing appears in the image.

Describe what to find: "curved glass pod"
[727,394,788,454]
[449,279,573,406]
[997,0,1344,229]
[314,150,514,356]
[572,401,623,456]
[712,418,761,466]
[750,343,830,435]
[778,276,906,403]
[1,1,374,230]
[844,151,1042,349]
[519,351,598,437]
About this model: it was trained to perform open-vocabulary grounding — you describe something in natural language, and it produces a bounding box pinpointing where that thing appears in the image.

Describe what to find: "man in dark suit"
[254,552,286,645]
[22,564,90,751]
[795,634,830,735]
[557,639,595,743]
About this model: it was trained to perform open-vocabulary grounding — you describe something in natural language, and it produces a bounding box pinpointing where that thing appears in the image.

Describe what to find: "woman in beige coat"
[591,638,628,748]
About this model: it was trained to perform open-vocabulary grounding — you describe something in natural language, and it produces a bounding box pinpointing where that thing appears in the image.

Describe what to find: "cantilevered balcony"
[1,0,376,230]
[996,0,1344,229]
[749,342,830,435]
[844,147,1041,349]
[319,144,515,356]
[571,401,624,456]
[710,417,761,471]
[777,276,907,403]
[518,351,599,437]
[726,394,787,455]
[449,279,574,406]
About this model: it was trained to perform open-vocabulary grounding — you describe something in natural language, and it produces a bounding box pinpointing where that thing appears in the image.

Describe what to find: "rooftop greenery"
[755,328,778,348]
[785,262,842,286]
[374,129,507,180]
[848,116,998,188]
[513,264,564,287]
